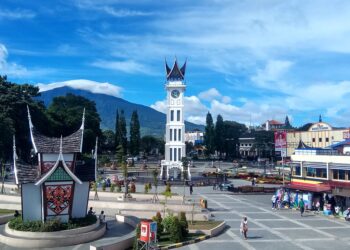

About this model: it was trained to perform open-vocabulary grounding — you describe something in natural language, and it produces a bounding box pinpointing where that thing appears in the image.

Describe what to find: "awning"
[329,163,350,170]
[303,162,327,169]
[285,183,331,193]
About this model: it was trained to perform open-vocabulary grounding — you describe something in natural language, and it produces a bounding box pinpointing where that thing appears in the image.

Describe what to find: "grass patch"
[157,232,204,247]
[188,220,223,230]
[0,209,14,215]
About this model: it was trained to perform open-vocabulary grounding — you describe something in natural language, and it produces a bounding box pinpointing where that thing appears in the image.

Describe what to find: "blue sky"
[2,0,350,127]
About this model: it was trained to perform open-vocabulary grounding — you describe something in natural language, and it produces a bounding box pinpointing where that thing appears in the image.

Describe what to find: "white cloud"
[251,60,293,89]
[198,88,221,101]
[221,96,231,104]
[150,100,167,114]
[102,7,153,17]
[0,44,27,76]
[0,9,36,19]
[37,79,123,97]
[91,60,152,74]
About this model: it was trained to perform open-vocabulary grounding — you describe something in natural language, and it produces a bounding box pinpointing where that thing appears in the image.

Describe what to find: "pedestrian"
[14,210,20,218]
[99,210,108,229]
[240,217,248,240]
[213,183,216,190]
[190,184,193,195]
[299,198,305,217]
[315,201,320,214]
[271,194,276,210]
[344,207,350,221]
[87,207,95,216]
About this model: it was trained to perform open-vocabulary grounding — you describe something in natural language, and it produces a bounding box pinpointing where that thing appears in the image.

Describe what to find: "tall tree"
[0,76,49,160]
[101,129,115,153]
[251,131,275,159]
[215,114,225,157]
[115,109,128,155]
[129,110,141,156]
[223,121,247,159]
[204,112,215,156]
[284,115,292,129]
[114,109,120,149]
[46,93,102,153]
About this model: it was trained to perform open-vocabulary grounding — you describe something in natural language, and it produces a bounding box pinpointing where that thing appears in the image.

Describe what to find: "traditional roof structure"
[297,140,311,149]
[165,59,186,81]
[27,106,85,153]
[35,137,82,186]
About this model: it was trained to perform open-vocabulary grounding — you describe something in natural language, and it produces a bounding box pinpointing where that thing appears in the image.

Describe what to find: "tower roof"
[27,106,85,154]
[165,58,186,81]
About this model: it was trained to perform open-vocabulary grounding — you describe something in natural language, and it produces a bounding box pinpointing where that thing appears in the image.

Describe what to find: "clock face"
[171,89,180,98]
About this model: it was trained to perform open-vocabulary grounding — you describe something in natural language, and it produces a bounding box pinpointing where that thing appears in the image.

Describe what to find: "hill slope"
[37,86,204,137]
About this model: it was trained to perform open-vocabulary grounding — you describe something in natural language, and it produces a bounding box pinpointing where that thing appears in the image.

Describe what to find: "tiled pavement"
[179,193,350,250]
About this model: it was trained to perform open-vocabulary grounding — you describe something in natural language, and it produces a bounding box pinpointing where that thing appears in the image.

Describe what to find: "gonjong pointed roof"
[27,106,85,154]
[165,58,186,81]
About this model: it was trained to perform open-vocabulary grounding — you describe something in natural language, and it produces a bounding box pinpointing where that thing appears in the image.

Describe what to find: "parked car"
[219,183,234,191]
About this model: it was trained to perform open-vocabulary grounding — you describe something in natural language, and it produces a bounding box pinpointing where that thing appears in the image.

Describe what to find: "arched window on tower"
[174,147,177,161]
[174,129,177,141]
[177,110,180,121]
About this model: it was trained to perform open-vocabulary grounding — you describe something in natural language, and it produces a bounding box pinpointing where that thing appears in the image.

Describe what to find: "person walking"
[271,194,276,210]
[299,198,305,217]
[190,184,193,195]
[99,210,108,229]
[240,217,248,240]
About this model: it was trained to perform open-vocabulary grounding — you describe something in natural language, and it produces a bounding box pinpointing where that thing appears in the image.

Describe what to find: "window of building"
[177,110,180,121]
[312,138,315,143]
[333,169,347,180]
[170,129,173,141]
[245,144,248,146]
[178,148,181,161]
[170,148,173,161]
[333,170,338,179]
[178,129,181,141]
[174,129,177,141]
[170,110,174,121]
[319,138,322,143]
[174,147,177,161]
[248,144,251,146]
[293,166,301,176]
[326,138,329,143]
[306,167,326,178]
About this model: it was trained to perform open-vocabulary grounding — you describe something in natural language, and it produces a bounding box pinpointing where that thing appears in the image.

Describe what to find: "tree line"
[203,112,276,160]
[0,76,163,164]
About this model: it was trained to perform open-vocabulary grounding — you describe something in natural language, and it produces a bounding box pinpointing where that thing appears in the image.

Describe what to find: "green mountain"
[37,86,204,137]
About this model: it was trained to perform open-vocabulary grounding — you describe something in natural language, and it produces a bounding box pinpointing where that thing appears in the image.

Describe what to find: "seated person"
[87,207,95,216]
[344,208,350,221]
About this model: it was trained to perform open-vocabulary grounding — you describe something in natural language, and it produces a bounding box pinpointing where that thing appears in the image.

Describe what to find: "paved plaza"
[180,192,350,250]
[1,181,350,250]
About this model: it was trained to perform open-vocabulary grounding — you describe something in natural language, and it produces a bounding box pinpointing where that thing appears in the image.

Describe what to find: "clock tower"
[160,59,190,180]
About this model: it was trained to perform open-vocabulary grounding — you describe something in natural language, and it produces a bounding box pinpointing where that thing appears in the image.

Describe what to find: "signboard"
[343,130,350,139]
[275,131,287,157]
[309,122,332,132]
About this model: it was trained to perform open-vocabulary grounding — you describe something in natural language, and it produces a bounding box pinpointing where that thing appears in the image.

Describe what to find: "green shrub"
[117,183,122,192]
[148,182,152,190]
[170,217,183,243]
[102,182,106,191]
[144,183,149,194]
[152,211,163,240]
[8,215,97,232]
[165,183,171,193]
[133,223,141,250]
[110,184,115,192]
[178,211,188,237]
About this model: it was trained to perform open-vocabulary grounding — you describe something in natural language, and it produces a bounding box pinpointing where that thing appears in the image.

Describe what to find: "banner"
[275,131,287,157]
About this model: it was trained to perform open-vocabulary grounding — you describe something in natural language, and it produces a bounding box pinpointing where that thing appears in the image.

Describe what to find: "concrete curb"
[0,215,13,225]
[159,235,211,250]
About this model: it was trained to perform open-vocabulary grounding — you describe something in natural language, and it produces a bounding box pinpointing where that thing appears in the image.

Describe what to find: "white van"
[343,146,350,155]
